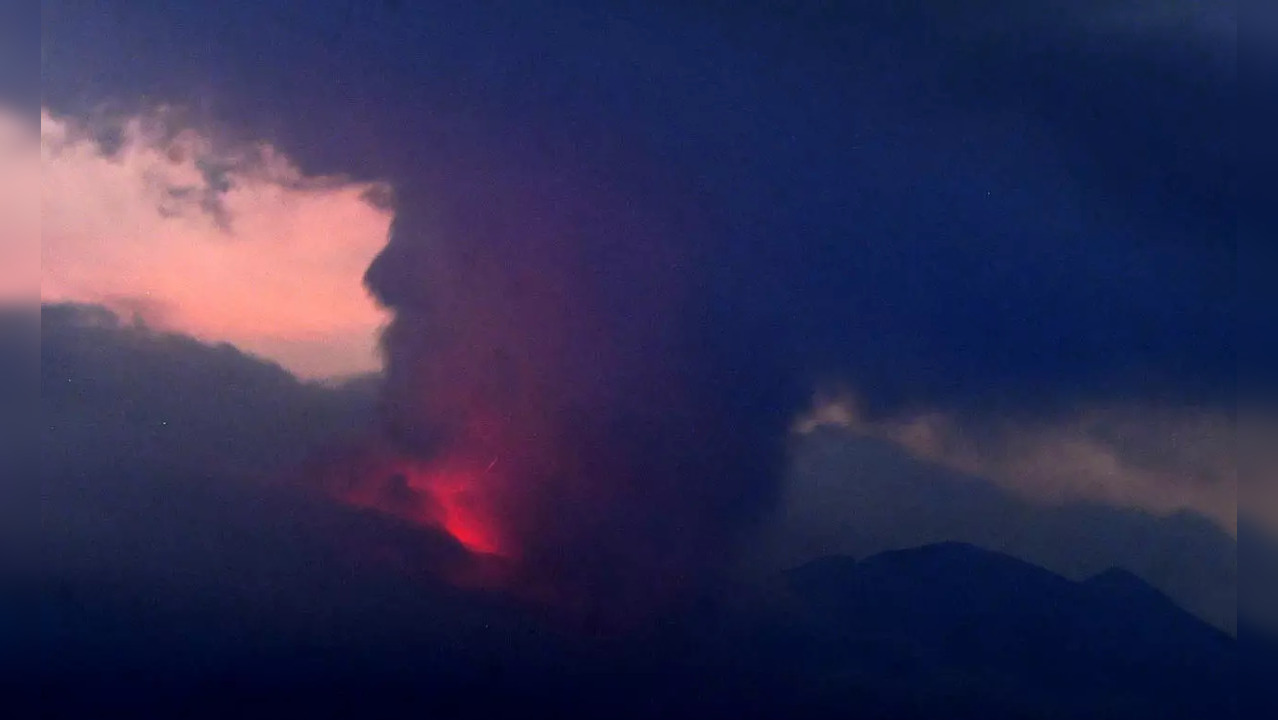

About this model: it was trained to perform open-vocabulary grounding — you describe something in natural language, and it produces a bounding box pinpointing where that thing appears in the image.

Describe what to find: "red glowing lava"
[410,460,505,556]
[320,443,511,561]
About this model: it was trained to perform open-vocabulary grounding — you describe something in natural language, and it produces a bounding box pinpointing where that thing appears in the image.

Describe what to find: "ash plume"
[350,142,799,616]
[301,0,1233,619]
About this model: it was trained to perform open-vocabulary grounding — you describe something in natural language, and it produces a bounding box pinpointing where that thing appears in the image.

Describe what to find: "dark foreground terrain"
[19,512,1256,719]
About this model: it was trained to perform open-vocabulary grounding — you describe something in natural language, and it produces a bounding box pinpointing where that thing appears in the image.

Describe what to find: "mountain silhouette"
[775,428,1238,631]
[781,543,1235,719]
[25,531,1246,719]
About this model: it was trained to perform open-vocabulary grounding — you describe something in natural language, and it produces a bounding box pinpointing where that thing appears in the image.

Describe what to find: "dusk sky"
[8,2,1274,716]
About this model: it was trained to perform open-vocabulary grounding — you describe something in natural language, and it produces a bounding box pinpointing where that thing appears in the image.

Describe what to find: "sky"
[13,0,1264,632]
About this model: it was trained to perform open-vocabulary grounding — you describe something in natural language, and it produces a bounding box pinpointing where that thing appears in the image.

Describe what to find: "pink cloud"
[35,106,393,379]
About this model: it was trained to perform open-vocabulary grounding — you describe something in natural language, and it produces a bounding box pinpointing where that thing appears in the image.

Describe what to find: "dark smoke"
[359,139,800,616]
[315,0,1232,618]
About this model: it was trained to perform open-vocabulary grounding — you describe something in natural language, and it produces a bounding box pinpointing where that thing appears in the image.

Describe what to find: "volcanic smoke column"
[357,153,792,614]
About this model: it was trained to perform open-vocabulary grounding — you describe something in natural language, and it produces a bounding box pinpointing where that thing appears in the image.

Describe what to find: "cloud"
[34,106,393,379]
[1241,412,1278,536]
[794,391,1236,532]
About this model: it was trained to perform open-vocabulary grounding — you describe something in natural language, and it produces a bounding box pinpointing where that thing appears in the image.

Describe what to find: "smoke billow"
[325,144,797,617]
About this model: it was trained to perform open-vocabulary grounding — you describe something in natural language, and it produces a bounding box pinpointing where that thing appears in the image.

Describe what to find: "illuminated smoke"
[335,142,793,617]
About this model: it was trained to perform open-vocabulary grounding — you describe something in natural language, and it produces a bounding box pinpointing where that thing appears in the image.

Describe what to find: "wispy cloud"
[794,389,1237,532]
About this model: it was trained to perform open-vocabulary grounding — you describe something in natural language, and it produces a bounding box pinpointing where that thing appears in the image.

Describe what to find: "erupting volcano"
[300,143,794,617]
[299,431,528,594]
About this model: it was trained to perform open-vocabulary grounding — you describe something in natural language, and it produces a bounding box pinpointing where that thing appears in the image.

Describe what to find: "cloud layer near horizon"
[31,106,392,379]
[794,393,1238,534]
